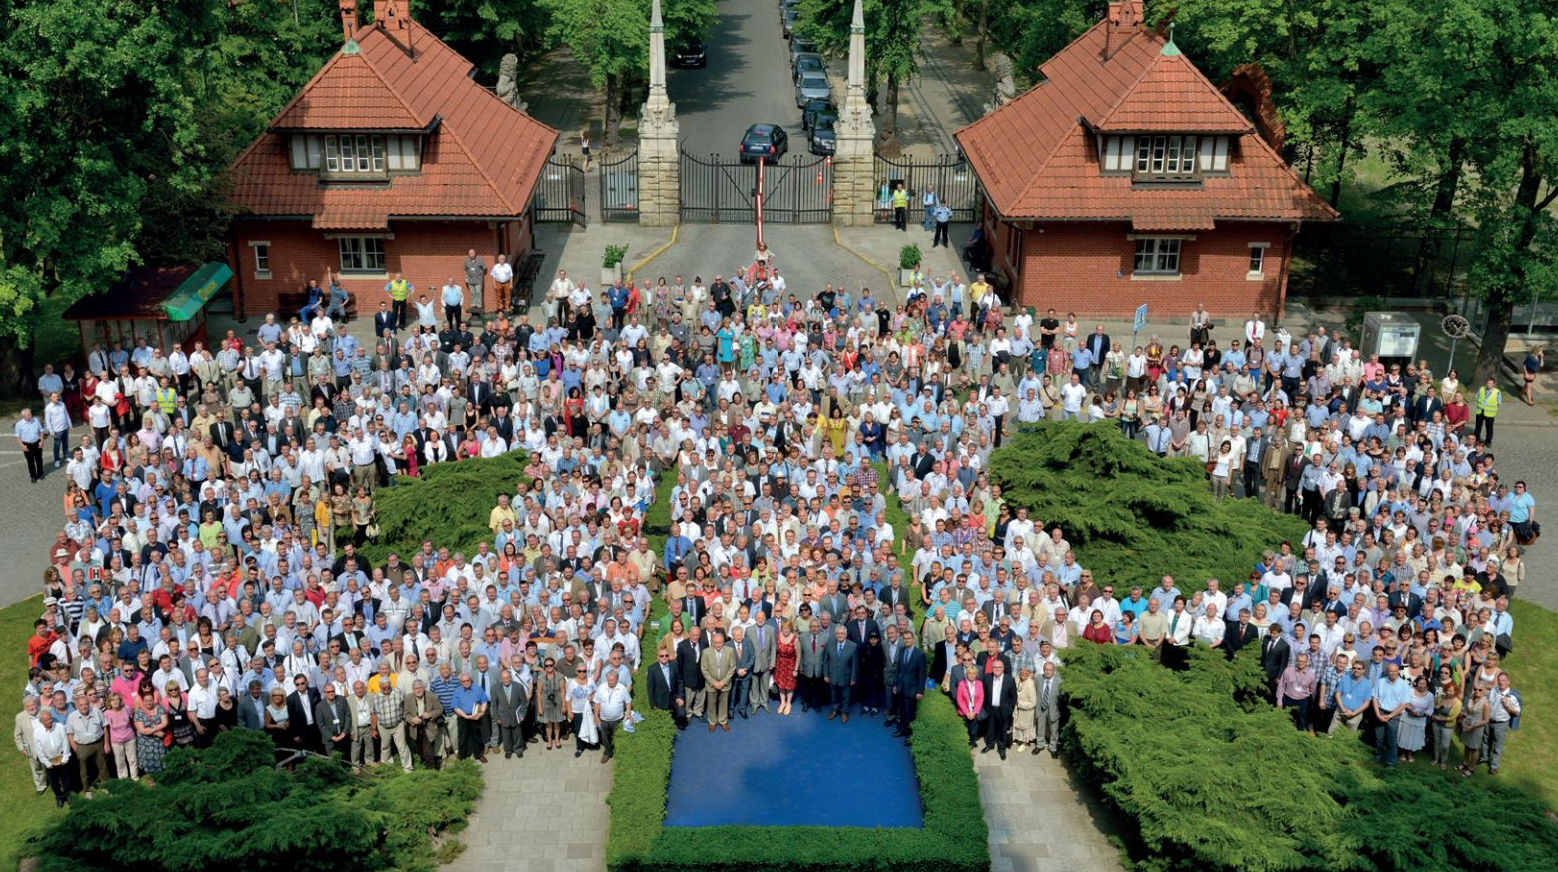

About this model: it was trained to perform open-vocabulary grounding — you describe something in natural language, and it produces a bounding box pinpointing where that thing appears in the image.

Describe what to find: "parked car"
[672,39,707,68]
[789,37,817,69]
[808,120,837,156]
[792,53,826,84]
[739,124,789,163]
[781,8,799,38]
[801,98,836,130]
[794,71,831,108]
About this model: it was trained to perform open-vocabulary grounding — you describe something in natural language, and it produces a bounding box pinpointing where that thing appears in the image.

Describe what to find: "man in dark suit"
[929,631,957,687]
[845,607,879,647]
[237,680,268,731]
[982,657,1018,759]
[980,596,1013,626]
[818,586,849,624]
[1261,630,1292,685]
[880,578,912,616]
[1034,661,1062,756]
[1410,386,1444,426]
[374,303,397,338]
[313,682,353,758]
[1085,326,1111,391]
[1224,608,1261,659]
[679,588,708,628]
[676,627,709,722]
[286,676,323,753]
[466,378,495,419]
[648,647,686,729]
[490,667,531,758]
[820,625,858,723]
[890,631,927,743]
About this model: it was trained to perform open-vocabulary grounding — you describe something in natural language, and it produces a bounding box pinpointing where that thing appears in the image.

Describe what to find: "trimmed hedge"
[603,465,989,872]
[358,452,531,564]
[31,730,481,872]
[989,423,1309,593]
[1061,644,1558,872]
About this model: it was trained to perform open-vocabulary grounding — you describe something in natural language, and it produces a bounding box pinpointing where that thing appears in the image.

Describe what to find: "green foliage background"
[358,452,531,565]
[989,423,1309,594]
[1061,644,1558,872]
[30,730,481,872]
[603,468,990,872]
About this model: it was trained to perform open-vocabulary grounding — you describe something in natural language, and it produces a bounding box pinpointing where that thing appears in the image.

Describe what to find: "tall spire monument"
[637,0,680,226]
[833,0,876,226]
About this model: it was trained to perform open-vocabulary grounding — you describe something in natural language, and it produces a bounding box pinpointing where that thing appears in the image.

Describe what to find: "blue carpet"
[664,707,924,828]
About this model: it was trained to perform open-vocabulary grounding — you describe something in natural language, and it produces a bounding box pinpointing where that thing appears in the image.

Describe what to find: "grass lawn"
[0,595,65,869]
[1491,600,1558,810]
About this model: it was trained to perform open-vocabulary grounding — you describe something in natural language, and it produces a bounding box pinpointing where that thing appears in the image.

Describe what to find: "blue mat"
[664,707,924,828]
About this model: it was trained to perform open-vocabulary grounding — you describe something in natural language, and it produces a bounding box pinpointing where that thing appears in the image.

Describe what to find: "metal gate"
[600,150,639,223]
[761,154,833,224]
[679,151,833,224]
[872,152,980,224]
[532,154,587,227]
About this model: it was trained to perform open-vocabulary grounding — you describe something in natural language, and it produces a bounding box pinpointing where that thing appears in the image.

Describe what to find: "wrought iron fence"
[599,150,639,223]
[871,152,981,224]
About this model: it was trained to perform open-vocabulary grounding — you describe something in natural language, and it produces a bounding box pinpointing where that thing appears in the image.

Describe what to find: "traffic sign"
[1133,304,1148,334]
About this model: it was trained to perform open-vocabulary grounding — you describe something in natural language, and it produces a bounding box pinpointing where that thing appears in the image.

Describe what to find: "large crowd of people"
[11,245,1538,818]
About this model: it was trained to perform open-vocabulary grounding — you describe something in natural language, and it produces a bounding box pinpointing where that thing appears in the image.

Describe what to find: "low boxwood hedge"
[603,466,989,872]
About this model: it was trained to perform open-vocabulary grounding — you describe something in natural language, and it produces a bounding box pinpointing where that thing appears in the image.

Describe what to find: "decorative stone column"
[638,0,680,227]
[832,0,876,227]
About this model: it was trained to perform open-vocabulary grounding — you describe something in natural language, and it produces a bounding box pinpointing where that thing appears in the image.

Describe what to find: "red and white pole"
[755,156,766,250]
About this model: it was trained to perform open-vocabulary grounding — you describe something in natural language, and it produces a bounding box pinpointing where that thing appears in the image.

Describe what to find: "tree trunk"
[974,0,989,69]
[882,74,901,149]
[603,73,618,149]
[1327,99,1355,208]
[1409,137,1465,296]
[0,332,37,399]
[1473,147,1553,385]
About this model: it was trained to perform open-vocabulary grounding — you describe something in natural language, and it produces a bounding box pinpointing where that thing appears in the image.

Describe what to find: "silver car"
[795,72,831,108]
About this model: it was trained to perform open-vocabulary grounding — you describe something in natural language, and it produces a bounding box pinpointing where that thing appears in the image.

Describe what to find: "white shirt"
[593,682,632,721]
[491,261,514,283]
[33,720,70,766]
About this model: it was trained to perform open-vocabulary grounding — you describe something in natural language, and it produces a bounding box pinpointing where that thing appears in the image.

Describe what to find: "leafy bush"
[31,730,480,872]
[604,244,630,268]
[358,452,530,564]
[604,468,989,872]
[989,424,1309,593]
[1060,644,1558,872]
[899,243,922,270]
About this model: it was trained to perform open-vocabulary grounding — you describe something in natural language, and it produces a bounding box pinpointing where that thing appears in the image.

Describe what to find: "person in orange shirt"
[27,620,57,668]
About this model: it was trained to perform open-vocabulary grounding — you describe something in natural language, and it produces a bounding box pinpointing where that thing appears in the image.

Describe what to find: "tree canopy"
[988,423,1310,593]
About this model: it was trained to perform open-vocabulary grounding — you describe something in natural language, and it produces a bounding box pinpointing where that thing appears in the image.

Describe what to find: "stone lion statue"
[496,53,527,113]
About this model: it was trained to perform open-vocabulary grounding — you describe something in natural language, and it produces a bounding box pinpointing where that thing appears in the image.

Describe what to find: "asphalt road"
[668,0,820,154]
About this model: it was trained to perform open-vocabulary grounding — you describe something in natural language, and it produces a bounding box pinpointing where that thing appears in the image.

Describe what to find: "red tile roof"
[229,17,558,229]
[955,15,1337,226]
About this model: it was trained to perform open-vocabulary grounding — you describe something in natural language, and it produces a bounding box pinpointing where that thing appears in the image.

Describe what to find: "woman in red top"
[1082,609,1114,645]
[1444,391,1470,434]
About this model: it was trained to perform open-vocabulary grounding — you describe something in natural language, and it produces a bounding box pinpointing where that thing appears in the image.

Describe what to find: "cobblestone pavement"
[443,748,613,872]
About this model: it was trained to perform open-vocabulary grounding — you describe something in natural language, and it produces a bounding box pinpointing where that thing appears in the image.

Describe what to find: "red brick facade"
[227,217,531,319]
[987,219,1297,319]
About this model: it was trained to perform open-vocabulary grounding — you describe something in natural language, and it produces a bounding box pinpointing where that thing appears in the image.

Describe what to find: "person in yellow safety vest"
[155,379,179,415]
[384,273,414,332]
[1474,377,1503,448]
[891,183,909,231]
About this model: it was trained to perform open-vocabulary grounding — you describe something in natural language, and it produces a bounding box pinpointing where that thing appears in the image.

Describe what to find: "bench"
[277,287,357,324]
[512,251,547,312]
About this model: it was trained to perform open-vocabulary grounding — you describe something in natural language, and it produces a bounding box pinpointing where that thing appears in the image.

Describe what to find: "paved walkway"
[977,751,1124,872]
[444,749,613,872]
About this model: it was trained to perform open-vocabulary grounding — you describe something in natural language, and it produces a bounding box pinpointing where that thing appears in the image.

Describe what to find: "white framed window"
[1248,242,1269,279]
[1197,137,1231,173]
[289,136,325,170]
[1135,135,1199,178]
[339,237,386,273]
[250,241,271,278]
[1103,135,1135,173]
[322,135,387,175]
[1134,237,1181,275]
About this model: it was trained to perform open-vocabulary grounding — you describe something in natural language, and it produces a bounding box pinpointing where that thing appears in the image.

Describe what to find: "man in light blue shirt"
[1331,660,1374,733]
[14,409,44,482]
[1371,662,1411,766]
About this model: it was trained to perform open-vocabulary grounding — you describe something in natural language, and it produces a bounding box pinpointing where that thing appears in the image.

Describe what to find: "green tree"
[414,0,551,75]
[798,0,952,147]
[541,0,647,145]
[1159,0,1376,207]
[986,0,1100,79]
[0,0,220,395]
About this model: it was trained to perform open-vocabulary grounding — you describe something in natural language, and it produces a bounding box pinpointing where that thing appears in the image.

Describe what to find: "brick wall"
[228,217,533,319]
[1006,221,1296,320]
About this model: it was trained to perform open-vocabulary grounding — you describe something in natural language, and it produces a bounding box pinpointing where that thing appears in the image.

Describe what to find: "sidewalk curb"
[625,226,680,281]
[832,227,897,289]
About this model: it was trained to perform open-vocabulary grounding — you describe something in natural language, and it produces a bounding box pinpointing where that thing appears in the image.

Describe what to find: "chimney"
[340,0,357,43]
[374,0,409,34]
[1103,0,1144,60]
